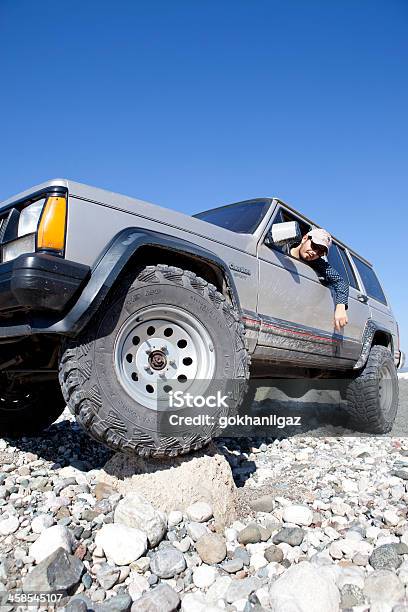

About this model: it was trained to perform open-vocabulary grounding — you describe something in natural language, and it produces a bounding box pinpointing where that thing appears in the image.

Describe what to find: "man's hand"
[334,304,348,332]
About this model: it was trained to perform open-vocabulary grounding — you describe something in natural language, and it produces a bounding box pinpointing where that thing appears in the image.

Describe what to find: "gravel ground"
[0,379,407,611]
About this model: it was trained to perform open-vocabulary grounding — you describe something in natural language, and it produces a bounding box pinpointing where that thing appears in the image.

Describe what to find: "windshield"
[193,199,271,234]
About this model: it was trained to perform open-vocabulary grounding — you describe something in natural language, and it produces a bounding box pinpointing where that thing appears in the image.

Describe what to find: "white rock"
[206,576,232,603]
[128,573,149,601]
[225,528,238,542]
[182,592,223,612]
[186,522,209,541]
[193,565,218,589]
[95,524,147,566]
[114,493,166,547]
[232,599,248,612]
[173,536,191,553]
[364,569,405,605]
[367,526,382,540]
[250,553,267,571]
[383,510,400,526]
[168,510,183,527]
[341,478,358,493]
[282,504,313,526]
[0,515,19,536]
[186,502,213,523]
[268,561,340,612]
[31,514,55,534]
[330,500,350,516]
[29,525,74,564]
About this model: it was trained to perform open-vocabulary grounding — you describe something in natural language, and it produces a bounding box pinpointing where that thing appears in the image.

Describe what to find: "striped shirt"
[309,257,349,310]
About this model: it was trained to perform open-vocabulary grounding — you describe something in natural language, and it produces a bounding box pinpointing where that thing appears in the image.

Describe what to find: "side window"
[351,256,387,304]
[338,247,359,290]
[327,244,348,285]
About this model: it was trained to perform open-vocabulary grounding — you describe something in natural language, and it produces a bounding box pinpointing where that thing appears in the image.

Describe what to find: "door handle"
[357,294,368,303]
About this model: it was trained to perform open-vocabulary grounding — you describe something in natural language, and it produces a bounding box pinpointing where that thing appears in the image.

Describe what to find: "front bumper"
[0,253,90,315]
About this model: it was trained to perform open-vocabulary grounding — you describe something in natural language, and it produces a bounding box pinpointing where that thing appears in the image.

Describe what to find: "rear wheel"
[59,264,250,457]
[345,345,399,433]
[0,376,66,436]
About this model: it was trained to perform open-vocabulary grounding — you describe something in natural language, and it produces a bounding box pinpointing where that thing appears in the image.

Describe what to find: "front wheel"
[59,265,250,458]
[345,345,399,433]
[0,376,66,436]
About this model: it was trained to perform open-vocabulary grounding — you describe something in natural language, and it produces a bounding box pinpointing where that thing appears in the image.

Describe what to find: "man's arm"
[309,258,349,332]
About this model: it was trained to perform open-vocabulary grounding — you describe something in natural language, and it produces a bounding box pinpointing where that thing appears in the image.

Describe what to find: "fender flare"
[50,227,242,335]
[353,319,395,370]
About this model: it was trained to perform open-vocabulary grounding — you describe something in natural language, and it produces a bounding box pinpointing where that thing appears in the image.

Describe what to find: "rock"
[98,442,237,531]
[248,495,274,513]
[99,593,133,612]
[369,544,402,570]
[268,561,340,612]
[206,575,232,602]
[95,524,147,566]
[222,558,244,573]
[181,592,222,612]
[282,505,314,526]
[168,511,183,527]
[128,573,149,600]
[384,509,400,526]
[29,525,74,564]
[238,524,261,545]
[23,547,84,593]
[0,515,19,535]
[264,545,284,563]
[186,522,208,541]
[132,583,180,611]
[193,564,218,588]
[340,584,365,608]
[196,533,227,564]
[364,569,405,605]
[226,576,262,603]
[66,595,94,612]
[31,514,55,533]
[273,527,305,546]
[94,562,121,590]
[234,547,250,566]
[114,493,166,547]
[150,548,186,578]
[250,552,267,571]
[186,501,213,522]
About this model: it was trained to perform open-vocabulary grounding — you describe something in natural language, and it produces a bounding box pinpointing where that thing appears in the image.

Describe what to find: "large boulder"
[96,442,237,530]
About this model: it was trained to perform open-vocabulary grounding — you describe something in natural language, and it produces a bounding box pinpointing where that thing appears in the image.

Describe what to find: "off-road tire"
[345,345,399,433]
[0,376,66,436]
[59,264,250,457]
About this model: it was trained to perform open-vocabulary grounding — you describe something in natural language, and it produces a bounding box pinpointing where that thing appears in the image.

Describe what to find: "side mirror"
[267,221,302,247]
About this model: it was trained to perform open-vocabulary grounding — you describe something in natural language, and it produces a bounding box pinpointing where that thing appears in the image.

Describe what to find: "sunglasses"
[308,237,327,256]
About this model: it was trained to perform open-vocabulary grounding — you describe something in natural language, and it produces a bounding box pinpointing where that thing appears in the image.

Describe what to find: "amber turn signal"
[37,196,67,251]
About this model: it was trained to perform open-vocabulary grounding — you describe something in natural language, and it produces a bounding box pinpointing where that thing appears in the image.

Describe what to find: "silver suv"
[0,179,404,456]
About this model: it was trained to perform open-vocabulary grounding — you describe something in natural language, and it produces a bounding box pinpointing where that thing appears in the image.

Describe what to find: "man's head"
[298,228,332,261]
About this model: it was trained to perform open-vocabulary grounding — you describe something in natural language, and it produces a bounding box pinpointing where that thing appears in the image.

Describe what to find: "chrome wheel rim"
[114,305,216,410]
[378,363,393,416]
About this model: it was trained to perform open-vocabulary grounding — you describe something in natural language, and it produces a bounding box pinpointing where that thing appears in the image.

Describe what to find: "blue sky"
[1,1,407,352]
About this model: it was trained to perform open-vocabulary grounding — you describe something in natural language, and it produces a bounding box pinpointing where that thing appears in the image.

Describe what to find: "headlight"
[18,199,45,237]
[3,234,36,262]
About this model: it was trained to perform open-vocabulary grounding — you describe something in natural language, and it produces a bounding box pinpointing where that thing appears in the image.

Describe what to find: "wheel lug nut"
[169,359,176,367]
[144,366,152,373]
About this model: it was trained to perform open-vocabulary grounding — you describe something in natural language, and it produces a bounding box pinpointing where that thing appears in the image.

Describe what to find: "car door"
[256,206,363,365]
